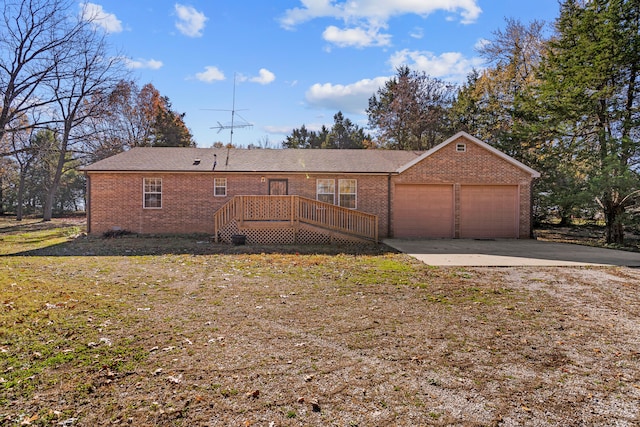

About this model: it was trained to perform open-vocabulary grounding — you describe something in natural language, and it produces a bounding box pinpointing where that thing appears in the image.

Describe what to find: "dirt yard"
[1,219,639,426]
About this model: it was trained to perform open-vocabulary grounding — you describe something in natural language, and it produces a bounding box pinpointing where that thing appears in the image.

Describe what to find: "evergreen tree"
[533,0,640,243]
[323,112,371,149]
[152,96,195,147]
[283,112,370,149]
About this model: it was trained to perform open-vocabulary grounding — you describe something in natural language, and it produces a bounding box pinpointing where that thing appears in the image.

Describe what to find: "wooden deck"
[213,195,379,244]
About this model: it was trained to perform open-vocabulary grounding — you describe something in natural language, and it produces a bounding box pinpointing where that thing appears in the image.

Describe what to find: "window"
[338,179,357,209]
[143,178,162,209]
[316,179,335,204]
[214,178,227,197]
[456,143,466,152]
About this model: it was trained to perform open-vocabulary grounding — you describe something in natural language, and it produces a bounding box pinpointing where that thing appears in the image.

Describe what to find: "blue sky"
[82,0,561,148]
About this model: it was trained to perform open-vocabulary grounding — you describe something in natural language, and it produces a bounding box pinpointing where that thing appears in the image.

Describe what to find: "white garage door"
[394,184,454,238]
[460,185,519,238]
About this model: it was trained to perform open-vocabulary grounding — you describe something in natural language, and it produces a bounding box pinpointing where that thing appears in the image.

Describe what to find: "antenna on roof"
[203,73,253,146]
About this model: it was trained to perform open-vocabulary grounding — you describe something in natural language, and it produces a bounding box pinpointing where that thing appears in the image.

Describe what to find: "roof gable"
[396,131,541,178]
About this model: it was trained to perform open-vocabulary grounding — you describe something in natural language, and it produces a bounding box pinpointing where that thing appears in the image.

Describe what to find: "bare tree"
[0,0,125,220]
[367,66,455,150]
[8,125,37,220]
[477,18,547,86]
[41,22,124,221]
[0,0,86,152]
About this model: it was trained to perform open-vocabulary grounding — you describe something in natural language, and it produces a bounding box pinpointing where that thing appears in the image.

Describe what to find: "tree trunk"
[0,174,4,216]
[16,169,27,221]
[604,202,624,244]
[558,209,572,226]
[42,191,54,221]
[42,148,67,221]
[42,113,75,221]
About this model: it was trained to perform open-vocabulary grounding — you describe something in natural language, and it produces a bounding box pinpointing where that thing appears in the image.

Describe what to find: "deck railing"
[214,195,378,243]
[212,196,237,240]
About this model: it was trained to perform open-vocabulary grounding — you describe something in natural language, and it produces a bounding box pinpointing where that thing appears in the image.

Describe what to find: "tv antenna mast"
[205,74,253,146]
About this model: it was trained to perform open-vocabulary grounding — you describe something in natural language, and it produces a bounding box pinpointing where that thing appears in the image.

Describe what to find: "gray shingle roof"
[81,132,541,177]
[82,147,423,174]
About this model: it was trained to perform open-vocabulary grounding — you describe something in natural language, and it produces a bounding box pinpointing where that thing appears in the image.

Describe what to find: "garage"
[390,133,539,240]
[393,184,520,239]
[460,185,519,238]
[393,184,454,238]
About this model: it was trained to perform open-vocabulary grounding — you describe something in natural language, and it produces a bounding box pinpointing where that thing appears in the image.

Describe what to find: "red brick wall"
[87,172,391,236]
[391,136,535,238]
[88,173,218,234]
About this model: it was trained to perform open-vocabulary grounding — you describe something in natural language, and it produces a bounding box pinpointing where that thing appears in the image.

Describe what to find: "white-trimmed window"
[338,179,357,209]
[214,178,227,197]
[143,178,162,209]
[316,179,335,204]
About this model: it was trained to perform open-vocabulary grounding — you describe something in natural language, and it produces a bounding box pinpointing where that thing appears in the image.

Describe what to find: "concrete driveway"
[383,239,640,267]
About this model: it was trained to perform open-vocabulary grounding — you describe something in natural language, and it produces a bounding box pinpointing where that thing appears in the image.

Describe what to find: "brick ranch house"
[82,132,540,244]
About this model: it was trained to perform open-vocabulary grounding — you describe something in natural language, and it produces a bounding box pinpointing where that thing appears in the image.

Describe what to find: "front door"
[269,179,288,195]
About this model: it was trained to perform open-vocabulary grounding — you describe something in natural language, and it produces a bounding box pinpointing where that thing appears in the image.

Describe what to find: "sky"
[81,0,562,148]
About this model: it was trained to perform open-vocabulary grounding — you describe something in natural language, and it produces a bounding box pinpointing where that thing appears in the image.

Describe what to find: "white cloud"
[305,76,389,114]
[304,47,484,114]
[282,0,481,26]
[237,69,276,85]
[264,125,294,135]
[388,49,483,82]
[175,4,208,37]
[80,3,123,33]
[474,38,490,51]
[410,27,424,39]
[196,66,225,83]
[123,58,163,70]
[280,0,482,47]
[280,0,337,30]
[250,68,276,85]
[322,25,391,48]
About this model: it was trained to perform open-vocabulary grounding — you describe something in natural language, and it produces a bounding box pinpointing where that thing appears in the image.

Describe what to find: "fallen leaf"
[167,374,182,384]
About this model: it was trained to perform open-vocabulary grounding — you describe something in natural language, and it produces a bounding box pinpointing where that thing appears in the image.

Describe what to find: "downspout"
[85,173,91,234]
[387,173,392,238]
[530,177,538,239]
